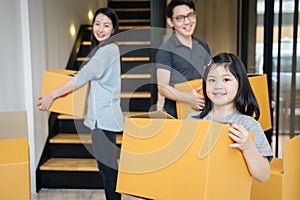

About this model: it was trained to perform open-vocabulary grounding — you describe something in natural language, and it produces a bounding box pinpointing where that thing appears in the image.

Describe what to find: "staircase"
[36,0,153,191]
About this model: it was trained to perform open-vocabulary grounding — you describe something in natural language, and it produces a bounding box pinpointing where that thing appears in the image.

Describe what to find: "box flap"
[47,69,77,76]
[282,135,300,173]
[174,79,203,119]
[127,111,175,119]
[270,158,283,175]
[174,75,272,131]
[248,74,272,131]
[0,138,29,164]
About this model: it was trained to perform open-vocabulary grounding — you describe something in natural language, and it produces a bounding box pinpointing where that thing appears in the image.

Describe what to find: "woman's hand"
[37,93,55,111]
[228,124,255,152]
[37,79,75,111]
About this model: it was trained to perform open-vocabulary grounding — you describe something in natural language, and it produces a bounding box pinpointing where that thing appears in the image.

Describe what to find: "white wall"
[43,0,101,69]
[0,0,26,111]
[28,0,49,193]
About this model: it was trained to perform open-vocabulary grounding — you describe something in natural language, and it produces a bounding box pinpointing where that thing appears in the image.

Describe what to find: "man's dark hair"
[166,0,195,18]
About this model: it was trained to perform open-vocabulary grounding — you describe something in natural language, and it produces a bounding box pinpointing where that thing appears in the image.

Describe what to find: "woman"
[38,8,123,200]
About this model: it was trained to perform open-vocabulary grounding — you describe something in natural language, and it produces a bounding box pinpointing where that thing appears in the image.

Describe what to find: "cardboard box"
[0,138,30,200]
[174,74,272,131]
[40,69,89,117]
[174,79,203,120]
[0,111,30,199]
[251,135,300,200]
[117,112,252,200]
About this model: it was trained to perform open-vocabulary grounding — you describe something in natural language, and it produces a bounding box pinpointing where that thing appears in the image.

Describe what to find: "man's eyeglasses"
[173,12,196,24]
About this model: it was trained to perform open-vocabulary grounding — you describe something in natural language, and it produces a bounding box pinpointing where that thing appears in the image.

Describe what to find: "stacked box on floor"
[251,135,300,200]
[0,111,30,200]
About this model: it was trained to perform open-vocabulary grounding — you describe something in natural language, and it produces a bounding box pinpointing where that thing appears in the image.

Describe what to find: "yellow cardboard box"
[0,111,30,199]
[174,74,272,131]
[251,135,300,200]
[40,69,89,117]
[117,112,252,200]
[0,138,30,200]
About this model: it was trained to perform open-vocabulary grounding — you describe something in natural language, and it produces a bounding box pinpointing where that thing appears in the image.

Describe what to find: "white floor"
[31,189,144,200]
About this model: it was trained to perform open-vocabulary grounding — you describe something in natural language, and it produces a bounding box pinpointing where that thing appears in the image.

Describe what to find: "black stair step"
[48,133,123,158]
[119,47,151,57]
[121,78,152,92]
[50,143,94,158]
[116,11,150,20]
[81,26,92,41]
[77,45,91,57]
[121,97,152,112]
[37,170,103,189]
[119,22,150,27]
[121,60,152,73]
[37,158,103,189]
[110,0,150,1]
[114,8,150,12]
[121,62,152,74]
[58,118,89,134]
[109,1,150,9]
[113,28,151,41]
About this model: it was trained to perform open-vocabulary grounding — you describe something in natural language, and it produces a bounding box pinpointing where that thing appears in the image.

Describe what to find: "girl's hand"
[190,86,205,110]
[37,94,54,111]
[228,124,255,152]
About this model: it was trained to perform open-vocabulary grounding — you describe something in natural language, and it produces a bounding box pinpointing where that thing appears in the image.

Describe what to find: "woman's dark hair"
[166,0,195,18]
[199,52,260,120]
[91,7,119,49]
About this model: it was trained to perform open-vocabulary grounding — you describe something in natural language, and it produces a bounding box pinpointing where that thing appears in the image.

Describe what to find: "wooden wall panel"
[194,0,238,56]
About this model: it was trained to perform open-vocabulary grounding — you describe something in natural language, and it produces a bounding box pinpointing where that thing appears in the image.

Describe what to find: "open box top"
[174,74,272,131]
[126,110,175,119]
[282,135,300,173]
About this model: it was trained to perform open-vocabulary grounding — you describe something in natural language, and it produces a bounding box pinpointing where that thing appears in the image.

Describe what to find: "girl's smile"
[206,63,238,113]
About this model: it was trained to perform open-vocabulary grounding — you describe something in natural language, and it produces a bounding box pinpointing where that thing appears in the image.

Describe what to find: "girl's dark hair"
[91,7,119,49]
[166,0,195,18]
[199,52,260,120]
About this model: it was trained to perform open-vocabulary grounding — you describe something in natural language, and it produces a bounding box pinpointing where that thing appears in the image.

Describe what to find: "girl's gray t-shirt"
[187,111,273,161]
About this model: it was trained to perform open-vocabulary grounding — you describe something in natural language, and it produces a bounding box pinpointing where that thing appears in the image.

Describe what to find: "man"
[155,0,211,118]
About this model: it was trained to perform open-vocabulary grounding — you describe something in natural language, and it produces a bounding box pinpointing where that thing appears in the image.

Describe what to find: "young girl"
[187,52,273,183]
[38,8,123,200]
